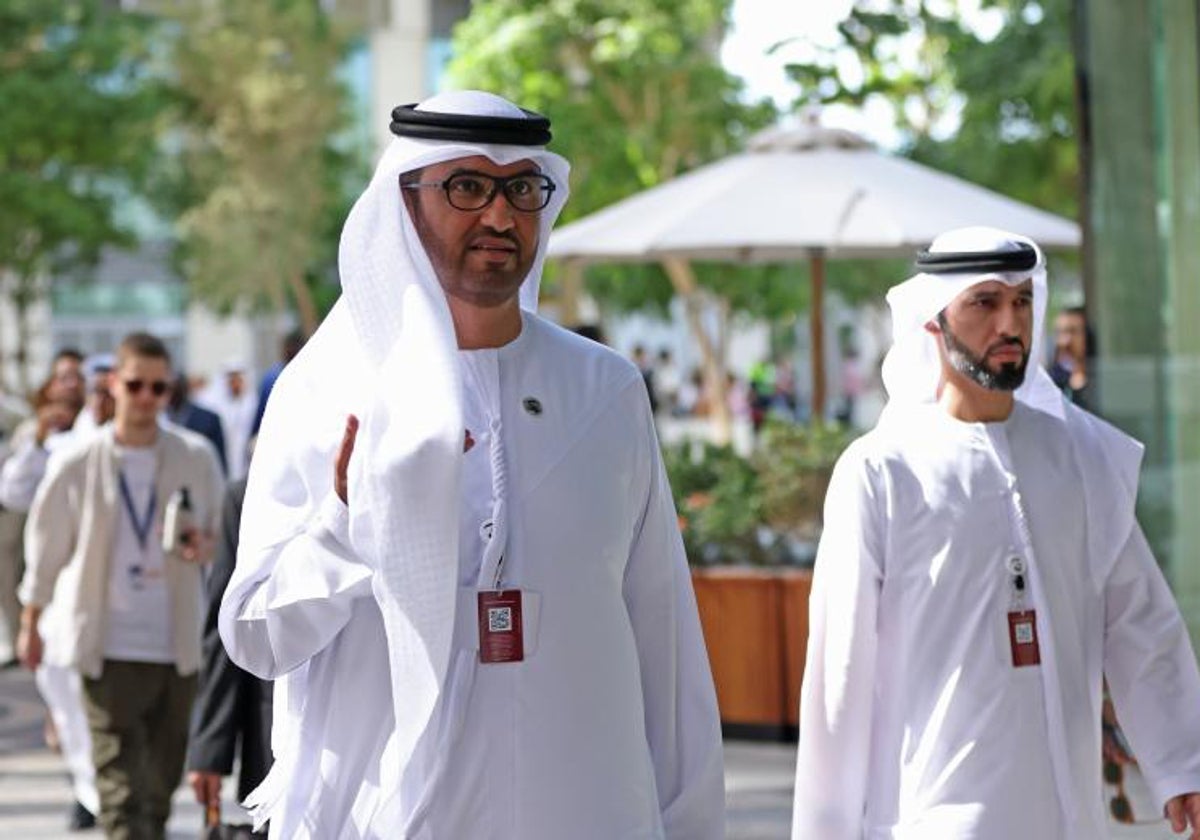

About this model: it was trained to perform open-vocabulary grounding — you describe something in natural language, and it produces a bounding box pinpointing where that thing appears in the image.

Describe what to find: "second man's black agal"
[390,104,552,146]
[915,241,1038,275]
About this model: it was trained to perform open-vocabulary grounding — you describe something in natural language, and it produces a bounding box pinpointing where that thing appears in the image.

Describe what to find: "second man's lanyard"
[118,470,157,553]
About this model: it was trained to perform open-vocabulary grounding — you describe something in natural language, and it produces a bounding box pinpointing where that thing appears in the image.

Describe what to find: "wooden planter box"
[690,566,812,740]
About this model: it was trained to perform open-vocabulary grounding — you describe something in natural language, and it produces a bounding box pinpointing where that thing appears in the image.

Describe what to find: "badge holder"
[1006,556,1040,667]
[477,588,524,664]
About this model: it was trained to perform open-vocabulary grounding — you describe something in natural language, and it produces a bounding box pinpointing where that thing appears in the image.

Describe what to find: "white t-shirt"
[103,446,174,663]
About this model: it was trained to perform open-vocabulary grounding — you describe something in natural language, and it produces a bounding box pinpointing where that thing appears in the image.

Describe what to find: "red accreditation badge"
[1008,609,1041,667]
[478,589,524,664]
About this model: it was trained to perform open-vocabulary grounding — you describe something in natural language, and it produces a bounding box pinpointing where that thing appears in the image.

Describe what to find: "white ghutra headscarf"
[880,225,1063,419]
[224,91,570,817]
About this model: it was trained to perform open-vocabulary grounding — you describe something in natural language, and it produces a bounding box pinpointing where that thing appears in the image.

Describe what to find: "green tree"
[449,0,776,437]
[0,1,168,390]
[785,0,1078,218]
[167,0,365,338]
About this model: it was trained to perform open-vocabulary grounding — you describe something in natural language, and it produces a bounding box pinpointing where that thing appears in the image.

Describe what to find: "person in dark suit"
[186,478,272,824]
[167,374,228,476]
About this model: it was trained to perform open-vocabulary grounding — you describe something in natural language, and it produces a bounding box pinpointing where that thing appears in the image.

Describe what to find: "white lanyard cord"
[464,357,509,590]
[480,415,508,590]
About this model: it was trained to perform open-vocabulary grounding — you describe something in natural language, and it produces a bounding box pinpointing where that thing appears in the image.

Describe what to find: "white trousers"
[36,663,99,815]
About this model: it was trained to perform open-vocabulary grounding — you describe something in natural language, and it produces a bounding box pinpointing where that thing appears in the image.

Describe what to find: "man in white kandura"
[791,227,1200,840]
[219,90,724,839]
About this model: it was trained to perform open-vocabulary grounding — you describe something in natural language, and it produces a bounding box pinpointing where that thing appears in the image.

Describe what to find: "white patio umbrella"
[548,118,1080,426]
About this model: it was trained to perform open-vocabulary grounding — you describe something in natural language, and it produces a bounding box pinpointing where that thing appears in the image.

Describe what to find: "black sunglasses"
[124,379,170,397]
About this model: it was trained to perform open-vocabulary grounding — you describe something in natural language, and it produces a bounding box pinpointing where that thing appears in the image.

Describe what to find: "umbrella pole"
[809,250,827,425]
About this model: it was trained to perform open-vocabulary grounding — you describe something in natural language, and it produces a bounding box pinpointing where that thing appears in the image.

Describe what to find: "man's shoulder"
[161,424,221,468]
[831,427,896,478]
[189,401,223,426]
[47,429,101,468]
[525,314,641,392]
[845,411,926,460]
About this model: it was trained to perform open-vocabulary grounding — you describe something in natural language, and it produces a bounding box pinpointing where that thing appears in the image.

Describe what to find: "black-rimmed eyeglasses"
[402,171,556,213]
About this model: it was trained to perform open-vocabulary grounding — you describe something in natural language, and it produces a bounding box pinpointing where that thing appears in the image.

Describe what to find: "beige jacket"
[20,423,224,678]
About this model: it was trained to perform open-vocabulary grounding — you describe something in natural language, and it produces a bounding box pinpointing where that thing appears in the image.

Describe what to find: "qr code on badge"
[1015,622,1034,644]
[487,606,513,633]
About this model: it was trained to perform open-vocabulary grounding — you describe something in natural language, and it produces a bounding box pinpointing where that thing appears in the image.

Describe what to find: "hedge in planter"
[663,420,857,566]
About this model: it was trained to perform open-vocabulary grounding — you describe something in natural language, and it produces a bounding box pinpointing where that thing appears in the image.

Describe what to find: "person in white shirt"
[219,90,724,840]
[196,362,255,480]
[0,350,100,830]
[18,332,223,840]
[792,227,1200,840]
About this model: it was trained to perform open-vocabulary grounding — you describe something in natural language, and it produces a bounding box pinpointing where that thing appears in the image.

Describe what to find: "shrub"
[663,420,857,566]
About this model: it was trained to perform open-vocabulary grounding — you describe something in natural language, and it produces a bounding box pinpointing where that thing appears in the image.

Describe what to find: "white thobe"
[222,315,725,839]
[2,422,100,815]
[197,388,254,480]
[793,400,1200,840]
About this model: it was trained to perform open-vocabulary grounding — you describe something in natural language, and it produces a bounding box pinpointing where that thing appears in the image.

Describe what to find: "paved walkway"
[0,666,1179,838]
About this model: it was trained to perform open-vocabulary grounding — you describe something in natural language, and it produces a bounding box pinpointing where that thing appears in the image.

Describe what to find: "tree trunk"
[12,273,35,396]
[285,272,320,338]
[558,259,585,327]
[662,258,732,444]
[1071,0,1097,325]
[0,269,10,395]
[809,251,827,425]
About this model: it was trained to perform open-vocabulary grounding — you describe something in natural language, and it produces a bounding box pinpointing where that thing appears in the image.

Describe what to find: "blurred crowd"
[630,344,809,430]
[0,330,302,836]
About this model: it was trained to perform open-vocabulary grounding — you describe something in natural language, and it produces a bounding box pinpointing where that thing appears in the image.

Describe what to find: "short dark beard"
[936,312,1028,392]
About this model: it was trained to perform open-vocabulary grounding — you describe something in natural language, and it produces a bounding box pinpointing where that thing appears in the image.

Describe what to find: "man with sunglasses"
[19,331,224,839]
[219,91,723,839]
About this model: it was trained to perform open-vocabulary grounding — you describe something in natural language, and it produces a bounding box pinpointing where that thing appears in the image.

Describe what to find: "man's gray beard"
[940,322,1028,392]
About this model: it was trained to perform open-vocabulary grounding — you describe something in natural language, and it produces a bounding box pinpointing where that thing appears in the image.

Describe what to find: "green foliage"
[663,419,857,565]
[664,441,766,565]
[0,1,168,281]
[785,0,1079,218]
[449,0,782,318]
[754,420,857,539]
[165,0,366,331]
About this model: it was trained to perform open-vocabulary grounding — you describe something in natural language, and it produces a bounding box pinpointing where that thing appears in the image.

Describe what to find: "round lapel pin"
[522,397,543,416]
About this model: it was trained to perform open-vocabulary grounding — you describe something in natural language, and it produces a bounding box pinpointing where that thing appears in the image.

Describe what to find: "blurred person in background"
[197,362,254,481]
[1049,305,1095,411]
[0,354,114,514]
[251,330,305,437]
[656,348,681,416]
[726,371,752,423]
[773,358,798,419]
[677,368,709,417]
[19,333,224,840]
[188,459,270,837]
[631,343,659,414]
[570,323,607,345]
[1,351,103,830]
[836,347,864,427]
[0,350,85,668]
[166,372,226,476]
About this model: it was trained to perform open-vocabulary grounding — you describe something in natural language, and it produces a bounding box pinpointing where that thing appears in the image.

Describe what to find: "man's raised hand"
[334,415,359,505]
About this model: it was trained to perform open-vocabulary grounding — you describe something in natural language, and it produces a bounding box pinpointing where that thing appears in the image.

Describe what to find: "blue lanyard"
[118,472,156,552]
